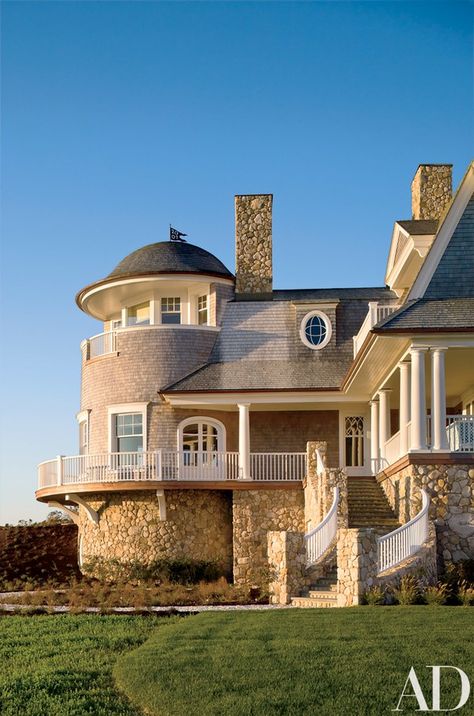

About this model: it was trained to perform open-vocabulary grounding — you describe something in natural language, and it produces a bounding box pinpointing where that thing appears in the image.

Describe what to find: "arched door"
[178,418,225,479]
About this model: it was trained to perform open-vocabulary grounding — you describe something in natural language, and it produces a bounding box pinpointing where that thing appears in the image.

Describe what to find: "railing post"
[156,449,163,480]
[368,301,379,328]
[56,455,64,486]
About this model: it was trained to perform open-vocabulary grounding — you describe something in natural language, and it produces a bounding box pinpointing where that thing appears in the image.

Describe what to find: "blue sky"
[1,1,472,522]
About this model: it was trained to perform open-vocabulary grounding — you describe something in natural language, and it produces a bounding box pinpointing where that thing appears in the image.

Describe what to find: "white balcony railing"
[37,450,306,489]
[250,452,306,481]
[86,331,117,359]
[305,487,339,567]
[377,490,430,573]
[353,302,399,357]
[379,415,474,471]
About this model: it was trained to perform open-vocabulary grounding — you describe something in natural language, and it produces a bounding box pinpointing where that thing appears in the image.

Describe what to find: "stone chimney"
[235,194,273,295]
[411,164,452,220]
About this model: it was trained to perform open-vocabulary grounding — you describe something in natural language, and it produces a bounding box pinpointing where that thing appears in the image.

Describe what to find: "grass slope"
[114,608,473,716]
[0,614,176,716]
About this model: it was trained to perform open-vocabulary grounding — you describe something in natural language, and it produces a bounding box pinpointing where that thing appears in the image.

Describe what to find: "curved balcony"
[37,450,307,501]
[81,324,221,361]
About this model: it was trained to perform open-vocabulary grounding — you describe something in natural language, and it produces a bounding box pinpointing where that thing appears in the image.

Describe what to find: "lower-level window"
[115,413,143,452]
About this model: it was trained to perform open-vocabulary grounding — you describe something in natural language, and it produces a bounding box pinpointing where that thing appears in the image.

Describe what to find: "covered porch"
[369,341,474,473]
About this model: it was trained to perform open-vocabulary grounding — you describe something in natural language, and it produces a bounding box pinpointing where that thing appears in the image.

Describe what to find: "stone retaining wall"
[378,463,474,564]
[78,490,233,576]
[232,488,304,584]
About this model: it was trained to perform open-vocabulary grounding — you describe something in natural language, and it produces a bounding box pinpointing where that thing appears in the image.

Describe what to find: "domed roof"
[108,241,233,280]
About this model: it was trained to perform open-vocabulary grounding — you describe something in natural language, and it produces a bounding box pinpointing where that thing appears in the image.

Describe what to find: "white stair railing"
[305,487,339,566]
[377,490,430,573]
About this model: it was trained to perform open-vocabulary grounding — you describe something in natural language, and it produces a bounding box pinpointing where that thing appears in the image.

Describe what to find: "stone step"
[291,595,337,609]
[309,588,337,599]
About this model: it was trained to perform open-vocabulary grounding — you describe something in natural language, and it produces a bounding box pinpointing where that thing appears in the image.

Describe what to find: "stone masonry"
[235,194,273,294]
[336,522,437,606]
[232,488,304,584]
[78,490,233,576]
[411,164,452,220]
[378,463,474,564]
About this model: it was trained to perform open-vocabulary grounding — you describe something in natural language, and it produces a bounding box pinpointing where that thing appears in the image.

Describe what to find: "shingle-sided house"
[37,163,474,606]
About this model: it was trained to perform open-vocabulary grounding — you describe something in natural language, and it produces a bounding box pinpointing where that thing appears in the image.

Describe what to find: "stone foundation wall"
[336,522,437,606]
[232,488,304,584]
[378,463,474,564]
[78,490,233,575]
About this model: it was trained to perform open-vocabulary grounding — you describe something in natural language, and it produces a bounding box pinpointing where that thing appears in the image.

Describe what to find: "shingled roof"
[396,220,439,235]
[108,241,233,280]
[374,298,474,333]
[164,288,397,392]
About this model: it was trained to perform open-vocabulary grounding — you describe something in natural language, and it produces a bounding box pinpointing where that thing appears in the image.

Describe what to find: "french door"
[340,412,369,476]
[181,421,222,479]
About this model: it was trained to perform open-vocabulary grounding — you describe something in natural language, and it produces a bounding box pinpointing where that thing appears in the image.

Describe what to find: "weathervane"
[169,225,188,242]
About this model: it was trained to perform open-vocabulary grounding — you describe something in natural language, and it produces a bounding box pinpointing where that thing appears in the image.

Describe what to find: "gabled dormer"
[385,164,452,298]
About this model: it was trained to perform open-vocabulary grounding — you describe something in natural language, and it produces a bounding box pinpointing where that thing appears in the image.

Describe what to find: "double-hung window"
[115,413,143,453]
[197,295,208,325]
[161,297,181,324]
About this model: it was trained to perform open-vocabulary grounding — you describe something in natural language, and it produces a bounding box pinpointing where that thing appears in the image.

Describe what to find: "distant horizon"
[1,1,472,522]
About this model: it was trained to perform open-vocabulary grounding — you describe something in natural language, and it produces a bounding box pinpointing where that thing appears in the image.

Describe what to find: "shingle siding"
[424,192,474,299]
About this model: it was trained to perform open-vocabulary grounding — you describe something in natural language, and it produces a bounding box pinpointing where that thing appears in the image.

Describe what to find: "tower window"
[161,297,181,324]
[198,295,208,325]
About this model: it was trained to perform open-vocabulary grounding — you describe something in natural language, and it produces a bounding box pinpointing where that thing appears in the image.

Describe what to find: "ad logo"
[394,666,471,712]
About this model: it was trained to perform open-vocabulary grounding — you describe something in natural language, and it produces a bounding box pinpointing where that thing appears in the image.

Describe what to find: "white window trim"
[299,310,332,350]
[177,416,226,452]
[107,402,149,453]
[76,410,90,454]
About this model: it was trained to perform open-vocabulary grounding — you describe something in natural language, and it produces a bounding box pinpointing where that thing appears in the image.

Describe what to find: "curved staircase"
[291,477,400,608]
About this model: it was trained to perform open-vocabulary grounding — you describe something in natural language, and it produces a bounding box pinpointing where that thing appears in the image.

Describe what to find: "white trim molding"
[176,415,227,452]
[299,310,332,350]
[107,402,149,453]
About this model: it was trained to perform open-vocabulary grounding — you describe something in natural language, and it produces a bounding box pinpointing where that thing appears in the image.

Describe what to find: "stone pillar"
[238,403,251,480]
[267,531,306,605]
[336,528,378,607]
[431,348,449,451]
[410,347,428,451]
[378,389,391,461]
[235,194,273,295]
[370,399,379,473]
[411,164,452,220]
[399,362,411,455]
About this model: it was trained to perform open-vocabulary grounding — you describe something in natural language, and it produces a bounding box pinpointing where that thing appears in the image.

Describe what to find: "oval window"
[300,311,332,350]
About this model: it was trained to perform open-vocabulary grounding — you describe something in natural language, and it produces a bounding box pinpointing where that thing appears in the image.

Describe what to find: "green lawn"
[114,608,474,716]
[0,614,176,715]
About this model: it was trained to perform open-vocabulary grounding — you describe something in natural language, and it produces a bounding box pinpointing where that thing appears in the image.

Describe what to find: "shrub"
[392,575,420,605]
[458,580,474,607]
[364,586,385,606]
[423,582,450,606]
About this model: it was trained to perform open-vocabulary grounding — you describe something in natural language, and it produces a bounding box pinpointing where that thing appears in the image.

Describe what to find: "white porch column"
[410,347,428,451]
[121,307,128,327]
[399,361,411,455]
[431,347,449,451]
[238,403,251,480]
[370,400,379,473]
[378,389,391,461]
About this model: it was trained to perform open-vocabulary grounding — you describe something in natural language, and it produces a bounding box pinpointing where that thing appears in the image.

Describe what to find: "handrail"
[353,302,399,357]
[305,486,339,566]
[377,489,430,573]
